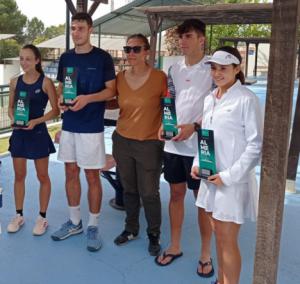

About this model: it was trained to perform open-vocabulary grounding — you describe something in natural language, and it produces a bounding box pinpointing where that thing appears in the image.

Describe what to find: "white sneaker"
[33,216,48,236]
[7,214,25,233]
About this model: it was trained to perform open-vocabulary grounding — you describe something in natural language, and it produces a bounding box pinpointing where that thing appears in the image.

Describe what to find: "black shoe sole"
[114,235,138,246]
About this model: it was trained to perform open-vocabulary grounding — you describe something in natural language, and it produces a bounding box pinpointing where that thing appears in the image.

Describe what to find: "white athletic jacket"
[194,80,263,186]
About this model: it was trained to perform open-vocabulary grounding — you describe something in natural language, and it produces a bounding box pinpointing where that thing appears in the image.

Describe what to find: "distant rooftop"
[0,34,15,40]
[36,34,166,51]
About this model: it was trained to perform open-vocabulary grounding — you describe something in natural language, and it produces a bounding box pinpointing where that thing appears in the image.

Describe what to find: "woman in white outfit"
[191,46,263,284]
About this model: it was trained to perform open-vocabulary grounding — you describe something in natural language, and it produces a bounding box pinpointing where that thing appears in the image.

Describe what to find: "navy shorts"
[163,152,200,190]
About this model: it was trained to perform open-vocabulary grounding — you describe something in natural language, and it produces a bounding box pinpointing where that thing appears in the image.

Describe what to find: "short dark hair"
[71,12,93,27]
[126,34,150,50]
[176,19,206,36]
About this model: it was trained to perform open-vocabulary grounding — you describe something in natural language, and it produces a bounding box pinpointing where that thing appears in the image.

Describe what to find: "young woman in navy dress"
[8,44,59,235]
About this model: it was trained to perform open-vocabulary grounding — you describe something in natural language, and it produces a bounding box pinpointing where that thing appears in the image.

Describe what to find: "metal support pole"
[66,4,70,51]
[254,43,259,77]
[245,42,249,77]
[98,25,101,48]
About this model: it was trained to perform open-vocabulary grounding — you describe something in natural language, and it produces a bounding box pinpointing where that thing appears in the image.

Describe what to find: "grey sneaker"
[51,220,83,241]
[86,226,102,252]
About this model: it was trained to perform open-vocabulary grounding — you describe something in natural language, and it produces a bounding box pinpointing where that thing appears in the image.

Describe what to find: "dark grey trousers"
[112,131,163,235]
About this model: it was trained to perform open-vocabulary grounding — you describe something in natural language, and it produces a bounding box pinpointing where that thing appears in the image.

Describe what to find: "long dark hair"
[22,44,44,75]
[215,46,245,84]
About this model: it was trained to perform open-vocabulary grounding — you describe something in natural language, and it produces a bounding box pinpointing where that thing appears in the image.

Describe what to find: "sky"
[15,0,272,27]
[15,0,129,27]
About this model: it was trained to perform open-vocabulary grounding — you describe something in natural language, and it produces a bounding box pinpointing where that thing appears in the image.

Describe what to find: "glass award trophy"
[13,90,29,128]
[62,67,77,106]
[198,129,217,179]
[161,90,178,140]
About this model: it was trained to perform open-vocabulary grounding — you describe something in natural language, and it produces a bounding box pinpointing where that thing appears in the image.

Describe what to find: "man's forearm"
[85,87,115,103]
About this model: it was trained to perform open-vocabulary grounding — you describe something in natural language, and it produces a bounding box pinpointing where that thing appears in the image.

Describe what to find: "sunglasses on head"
[123,46,145,54]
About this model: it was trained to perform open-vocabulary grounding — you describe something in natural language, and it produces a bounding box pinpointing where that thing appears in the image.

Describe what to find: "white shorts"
[58,130,106,169]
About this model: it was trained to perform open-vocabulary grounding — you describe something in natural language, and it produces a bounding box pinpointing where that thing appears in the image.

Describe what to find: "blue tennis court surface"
[0,77,299,284]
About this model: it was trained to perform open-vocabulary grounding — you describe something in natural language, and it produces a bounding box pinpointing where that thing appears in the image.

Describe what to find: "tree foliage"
[0,0,65,60]
[164,0,271,55]
[0,0,27,39]
[44,24,66,40]
[0,39,20,59]
[25,17,45,44]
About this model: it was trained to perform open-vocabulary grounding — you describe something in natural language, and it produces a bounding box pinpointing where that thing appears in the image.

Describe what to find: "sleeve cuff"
[219,170,232,186]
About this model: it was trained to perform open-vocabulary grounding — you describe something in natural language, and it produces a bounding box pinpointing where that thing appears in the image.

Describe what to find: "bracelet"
[193,122,201,132]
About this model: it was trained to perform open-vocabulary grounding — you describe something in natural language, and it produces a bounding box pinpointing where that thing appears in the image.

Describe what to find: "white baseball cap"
[206,50,241,65]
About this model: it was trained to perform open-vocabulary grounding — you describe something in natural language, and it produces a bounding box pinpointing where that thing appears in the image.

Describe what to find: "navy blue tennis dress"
[9,74,56,159]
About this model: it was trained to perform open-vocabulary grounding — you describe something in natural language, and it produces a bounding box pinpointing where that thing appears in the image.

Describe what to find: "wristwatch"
[193,122,201,132]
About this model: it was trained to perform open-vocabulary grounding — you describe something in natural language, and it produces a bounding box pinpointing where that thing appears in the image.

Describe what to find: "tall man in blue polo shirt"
[51,12,116,252]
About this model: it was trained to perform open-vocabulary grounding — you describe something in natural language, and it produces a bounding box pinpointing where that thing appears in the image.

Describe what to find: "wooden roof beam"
[147,13,162,67]
[77,0,88,13]
[136,3,273,25]
[65,0,77,16]
[89,0,108,16]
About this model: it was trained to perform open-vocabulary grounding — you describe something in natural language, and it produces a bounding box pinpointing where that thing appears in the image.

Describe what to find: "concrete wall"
[247,43,270,77]
[161,55,184,74]
[238,44,270,77]
[0,61,20,85]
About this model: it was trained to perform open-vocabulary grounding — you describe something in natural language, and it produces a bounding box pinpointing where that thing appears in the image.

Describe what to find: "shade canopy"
[93,0,196,36]
[135,3,273,25]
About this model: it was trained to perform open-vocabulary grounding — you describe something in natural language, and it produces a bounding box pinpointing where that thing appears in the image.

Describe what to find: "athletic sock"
[39,212,46,218]
[16,209,23,216]
[87,212,100,227]
[69,205,81,225]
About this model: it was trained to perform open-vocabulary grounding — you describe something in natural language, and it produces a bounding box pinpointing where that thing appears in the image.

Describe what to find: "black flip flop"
[154,251,183,266]
[197,258,214,278]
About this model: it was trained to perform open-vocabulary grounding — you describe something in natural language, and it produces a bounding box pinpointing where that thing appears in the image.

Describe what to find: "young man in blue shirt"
[51,12,116,252]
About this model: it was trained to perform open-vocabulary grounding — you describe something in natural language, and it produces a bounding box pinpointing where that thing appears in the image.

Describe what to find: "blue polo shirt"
[57,47,115,133]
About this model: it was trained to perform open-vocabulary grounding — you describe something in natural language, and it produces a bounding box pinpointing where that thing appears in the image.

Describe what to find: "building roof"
[0,34,15,40]
[37,34,127,50]
[36,33,167,51]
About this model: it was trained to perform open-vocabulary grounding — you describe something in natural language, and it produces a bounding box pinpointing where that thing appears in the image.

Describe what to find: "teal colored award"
[161,90,178,140]
[198,129,217,179]
[62,67,77,106]
[13,91,29,128]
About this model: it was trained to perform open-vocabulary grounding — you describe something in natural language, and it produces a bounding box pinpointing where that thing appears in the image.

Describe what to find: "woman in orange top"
[112,34,167,256]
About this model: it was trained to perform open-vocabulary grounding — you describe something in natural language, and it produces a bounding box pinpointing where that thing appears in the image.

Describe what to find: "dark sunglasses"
[123,46,145,54]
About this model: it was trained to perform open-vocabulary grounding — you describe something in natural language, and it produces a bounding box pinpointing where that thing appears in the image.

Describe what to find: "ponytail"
[35,62,44,75]
[236,70,245,85]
